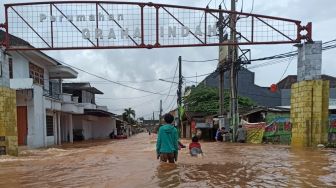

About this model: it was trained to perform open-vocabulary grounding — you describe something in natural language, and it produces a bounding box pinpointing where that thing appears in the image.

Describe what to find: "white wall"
[72,115,92,139]
[44,98,62,111]
[12,52,29,79]
[27,85,46,148]
[72,115,83,127]
[11,52,51,90]
[72,115,116,140]
[61,114,69,142]
[46,136,54,146]
[16,93,28,106]
[60,113,73,143]
[92,117,116,139]
[82,120,93,140]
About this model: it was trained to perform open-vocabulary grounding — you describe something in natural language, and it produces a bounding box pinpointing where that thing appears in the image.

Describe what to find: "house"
[200,68,336,108]
[1,30,118,148]
[277,75,336,106]
[180,111,216,141]
[4,34,80,148]
[62,83,117,141]
[200,68,281,107]
[140,119,158,133]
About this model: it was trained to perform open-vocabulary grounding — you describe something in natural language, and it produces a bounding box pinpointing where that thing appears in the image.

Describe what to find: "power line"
[162,71,214,80]
[278,47,295,82]
[86,79,160,84]
[182,58,219,63]
[182,39,335,72]
[96,86,175,100]
[164,94,177,113]
[56,60,173,96]
[108,90,166,111]
[250,0,255,13]
[163,61,179,104]
[221,0,228,10]
[250,39,336,62]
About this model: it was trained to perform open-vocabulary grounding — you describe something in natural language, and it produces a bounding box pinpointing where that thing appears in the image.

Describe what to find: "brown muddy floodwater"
[0,133,335,188]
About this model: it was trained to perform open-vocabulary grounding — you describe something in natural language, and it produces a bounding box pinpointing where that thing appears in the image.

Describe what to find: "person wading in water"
[156,113,179,163]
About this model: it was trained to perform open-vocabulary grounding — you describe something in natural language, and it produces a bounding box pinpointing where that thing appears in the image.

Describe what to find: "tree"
[183,85,254,114]
[123,108,136,123]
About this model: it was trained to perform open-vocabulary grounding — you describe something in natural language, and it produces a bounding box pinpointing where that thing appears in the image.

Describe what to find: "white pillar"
[0,48,10,87]
[69,114,73,143]
[297,41,322,81]
[57,112,61,145]
[53,112,56,145]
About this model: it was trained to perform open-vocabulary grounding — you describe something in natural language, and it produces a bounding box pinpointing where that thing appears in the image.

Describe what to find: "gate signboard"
[1,1,311,50]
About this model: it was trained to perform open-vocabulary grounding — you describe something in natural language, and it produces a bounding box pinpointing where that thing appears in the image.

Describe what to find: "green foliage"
[183,85,255,114]
[123,107,136,123]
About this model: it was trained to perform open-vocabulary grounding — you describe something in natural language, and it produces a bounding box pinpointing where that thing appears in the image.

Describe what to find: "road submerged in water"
[0,133,335,188]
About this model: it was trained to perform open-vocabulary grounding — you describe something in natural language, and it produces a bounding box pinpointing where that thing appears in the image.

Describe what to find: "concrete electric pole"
[218,5,226,117]
[229,0,238,142]
[177,56,183,137]
[159,99,162,125]
[152,111,155,129]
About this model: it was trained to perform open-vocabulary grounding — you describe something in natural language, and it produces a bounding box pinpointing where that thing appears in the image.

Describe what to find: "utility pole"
[177,56,183,137]
[152,111,155,130]
[218,5,226,117]
[159,100,162,125]
[229,0,238,142]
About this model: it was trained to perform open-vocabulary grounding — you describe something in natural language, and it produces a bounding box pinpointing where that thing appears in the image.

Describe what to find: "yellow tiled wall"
[291,80,329,147]
[0,87,18,156]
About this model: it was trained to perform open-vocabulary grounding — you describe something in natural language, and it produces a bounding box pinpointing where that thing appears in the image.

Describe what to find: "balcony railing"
[43,89,61,100]
[43,81,61,100]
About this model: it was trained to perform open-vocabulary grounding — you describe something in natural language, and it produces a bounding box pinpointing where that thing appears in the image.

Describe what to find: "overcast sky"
[1,0,336,119]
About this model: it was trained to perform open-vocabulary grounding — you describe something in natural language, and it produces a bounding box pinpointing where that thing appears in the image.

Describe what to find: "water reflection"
[288,148,336,187]
[156,163,180,188]
[0,133,335,188]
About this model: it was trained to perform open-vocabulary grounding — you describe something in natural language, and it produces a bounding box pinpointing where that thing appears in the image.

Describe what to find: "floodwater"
[0,133,335,188]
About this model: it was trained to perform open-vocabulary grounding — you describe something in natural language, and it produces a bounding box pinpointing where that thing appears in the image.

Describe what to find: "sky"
[1,0,336,119]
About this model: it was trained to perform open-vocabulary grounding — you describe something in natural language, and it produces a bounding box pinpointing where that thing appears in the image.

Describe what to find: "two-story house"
[62,83,117,140]
[4,37,81,148]
[2,30,118,148]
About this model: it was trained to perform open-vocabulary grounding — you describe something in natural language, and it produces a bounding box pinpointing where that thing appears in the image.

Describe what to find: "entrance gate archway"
[0,1,320,154]
[1,1,311,51]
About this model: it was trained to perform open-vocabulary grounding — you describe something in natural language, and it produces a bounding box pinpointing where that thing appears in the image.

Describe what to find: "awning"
[84,109,115,117]
[49,65,78,79]
[63,85,104,94]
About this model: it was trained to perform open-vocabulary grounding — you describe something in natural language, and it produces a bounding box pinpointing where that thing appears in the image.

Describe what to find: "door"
[17,106,28,145]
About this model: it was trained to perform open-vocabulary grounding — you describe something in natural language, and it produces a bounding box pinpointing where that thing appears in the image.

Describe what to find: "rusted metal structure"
[1,1,312,50]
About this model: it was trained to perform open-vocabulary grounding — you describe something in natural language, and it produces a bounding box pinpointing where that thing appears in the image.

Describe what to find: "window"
[46,115,54,136]
[29,62,44,86]
[8,58,13,79]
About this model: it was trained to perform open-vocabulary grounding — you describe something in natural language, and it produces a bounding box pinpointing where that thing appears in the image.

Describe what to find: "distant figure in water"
[189,136,203,157]
[215,127,225,142]
[236,125,247,143]
[156,114,179,163]
[148,129,151,135]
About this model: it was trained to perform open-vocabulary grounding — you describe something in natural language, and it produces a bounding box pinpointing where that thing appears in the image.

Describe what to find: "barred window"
[9,58,13,79]
[29,62,44,86]
[46,115,54,136]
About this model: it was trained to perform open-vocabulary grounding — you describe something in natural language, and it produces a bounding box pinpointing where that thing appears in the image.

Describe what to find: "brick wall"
[0,87,18,156]
[291,80,329,147]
